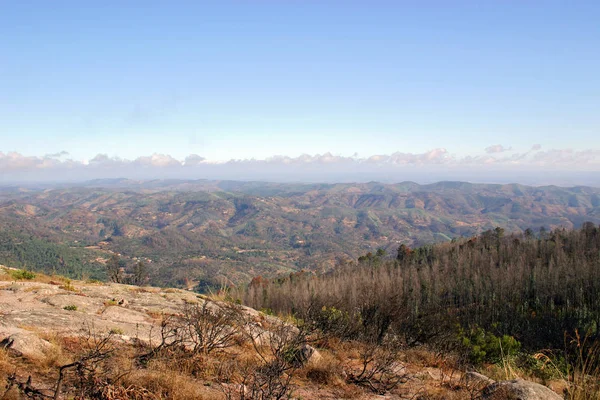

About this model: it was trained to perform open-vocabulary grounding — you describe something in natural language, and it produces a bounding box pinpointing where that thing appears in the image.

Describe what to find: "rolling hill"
[1,179,599,288]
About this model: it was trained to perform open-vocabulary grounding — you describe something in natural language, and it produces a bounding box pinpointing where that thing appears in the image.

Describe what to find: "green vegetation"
[63,305,78,311]
[0,230,105,280]
[9,269,36,280]
[237,223,600,367]
[59,279,76,291]
[458,325,521,364]
[1,181,599,288]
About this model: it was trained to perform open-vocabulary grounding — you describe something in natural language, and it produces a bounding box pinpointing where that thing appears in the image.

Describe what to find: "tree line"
[235,223,600,356]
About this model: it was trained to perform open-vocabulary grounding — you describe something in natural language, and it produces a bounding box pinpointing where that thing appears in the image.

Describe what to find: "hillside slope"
[0,267,565,399]
[1,180,599,286]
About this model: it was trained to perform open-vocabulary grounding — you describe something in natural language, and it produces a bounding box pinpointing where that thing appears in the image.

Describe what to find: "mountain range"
[1,179,599,288]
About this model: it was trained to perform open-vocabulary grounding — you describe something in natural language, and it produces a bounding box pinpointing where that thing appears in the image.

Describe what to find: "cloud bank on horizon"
[1,145,600,187]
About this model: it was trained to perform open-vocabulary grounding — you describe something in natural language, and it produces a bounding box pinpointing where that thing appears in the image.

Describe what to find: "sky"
[1,1,599,185]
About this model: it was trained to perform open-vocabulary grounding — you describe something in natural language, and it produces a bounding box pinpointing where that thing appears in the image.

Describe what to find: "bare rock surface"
[0,279,208,360]
[481,378,562,400]
[0,278,280,363]
[42,293,104,312]
[464,371,496,391]
[100,305,151,324]
[0,328,56,359]
[0,273,565,400]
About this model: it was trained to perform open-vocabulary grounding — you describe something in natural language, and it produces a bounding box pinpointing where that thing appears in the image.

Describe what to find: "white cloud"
[184,154,206,166]
[133,153,180,167]
[1,147,600,185]
[485,144,512,154]
[532,149,600,166]
[45,151,70,158]
[0,151,66,171]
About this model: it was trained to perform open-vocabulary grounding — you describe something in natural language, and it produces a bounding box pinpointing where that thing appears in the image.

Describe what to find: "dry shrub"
[346,339,408,395]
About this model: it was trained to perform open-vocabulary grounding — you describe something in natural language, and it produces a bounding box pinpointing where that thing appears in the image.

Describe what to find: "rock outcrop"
[0,329,56,360]
[481,378,562,400]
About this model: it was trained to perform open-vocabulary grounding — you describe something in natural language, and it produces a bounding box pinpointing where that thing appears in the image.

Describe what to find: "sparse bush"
[534,331,600,400]
[63,304,78,311]
[10,269,36,280]
[458,326,521,365]
[181,300,244,355]
[346,337,408,394]
[311,305,359,340]
[220,321,309,400]
[59,279,76,291]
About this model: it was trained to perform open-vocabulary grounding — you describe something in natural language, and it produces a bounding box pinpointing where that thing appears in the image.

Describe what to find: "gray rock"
[42,293,104,312]
[101,305,150,324]
[464,371,495,389]
[294,344,321,366]
[482,379,562,400]
[0,330,55,360]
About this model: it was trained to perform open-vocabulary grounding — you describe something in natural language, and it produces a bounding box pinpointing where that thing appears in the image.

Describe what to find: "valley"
[1,180,599,288]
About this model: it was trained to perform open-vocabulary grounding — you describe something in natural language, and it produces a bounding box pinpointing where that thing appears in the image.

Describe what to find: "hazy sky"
[1,1,599,184]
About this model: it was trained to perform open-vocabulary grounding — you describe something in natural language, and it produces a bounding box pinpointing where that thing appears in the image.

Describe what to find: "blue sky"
[1,1,599,183]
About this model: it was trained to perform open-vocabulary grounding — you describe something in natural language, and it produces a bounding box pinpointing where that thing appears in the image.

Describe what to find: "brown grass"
[123,368,222,400]
[0,348,13,378]
[297,351,344,387]
[129,286,159,293]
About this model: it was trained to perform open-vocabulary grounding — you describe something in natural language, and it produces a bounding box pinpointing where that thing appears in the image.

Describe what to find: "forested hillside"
[1,180,600,288]
[239,223,600,356]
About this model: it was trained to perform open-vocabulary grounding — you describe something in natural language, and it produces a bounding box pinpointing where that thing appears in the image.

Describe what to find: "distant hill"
[0,179,599,287]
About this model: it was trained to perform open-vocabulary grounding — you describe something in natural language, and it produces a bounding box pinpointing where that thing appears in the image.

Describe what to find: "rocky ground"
[0,267,565,399]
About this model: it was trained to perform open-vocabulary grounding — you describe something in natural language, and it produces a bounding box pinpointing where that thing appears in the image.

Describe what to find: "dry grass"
[0,328,493,400]
[129,286,159,294]
[402,347,444,368]
[0,348,14,378]
[0,272,529,400]
[298,351,345,387]
[332,340,362,362]
[145,310,167,320]
[58,279,78,292]
[123,367,222,400]
[416,388,473,400]
[31,344,67,374]
[22,285,44,292]
[0,269,12,282]
[0,268,76,288]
